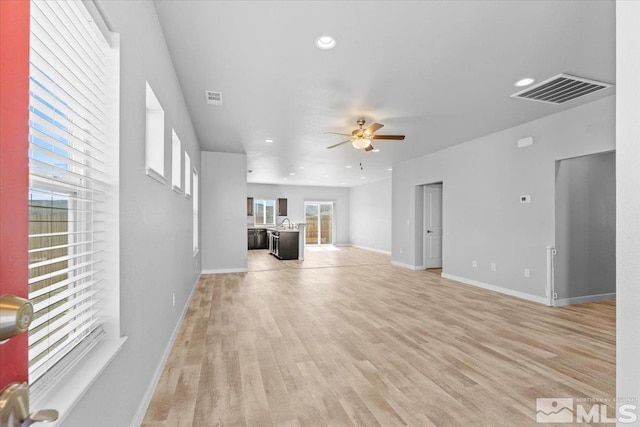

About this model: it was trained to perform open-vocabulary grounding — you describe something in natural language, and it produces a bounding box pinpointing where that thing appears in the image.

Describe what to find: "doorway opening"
[304,202,334,245]
[554,151,615,306]
[423,183,443,270]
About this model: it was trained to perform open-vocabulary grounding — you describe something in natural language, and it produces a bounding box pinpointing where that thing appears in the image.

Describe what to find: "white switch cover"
[472,260,478,268]
[524,268,530,277]
[491,263,497,271]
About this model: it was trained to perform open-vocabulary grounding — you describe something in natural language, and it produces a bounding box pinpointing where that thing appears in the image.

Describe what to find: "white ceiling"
[153,0,615,187]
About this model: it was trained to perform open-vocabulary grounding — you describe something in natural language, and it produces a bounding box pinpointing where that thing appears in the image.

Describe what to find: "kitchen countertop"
[247,226,300,233]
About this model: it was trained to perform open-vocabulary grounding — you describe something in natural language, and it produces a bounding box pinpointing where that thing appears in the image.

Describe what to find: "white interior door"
[424,186,443,268]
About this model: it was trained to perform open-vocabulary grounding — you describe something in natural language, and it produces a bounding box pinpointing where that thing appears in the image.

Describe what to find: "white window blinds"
[28,0,110,386]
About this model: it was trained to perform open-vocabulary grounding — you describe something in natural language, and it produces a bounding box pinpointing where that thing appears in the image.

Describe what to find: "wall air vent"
[205,90,222,105]
[511,73,612,105]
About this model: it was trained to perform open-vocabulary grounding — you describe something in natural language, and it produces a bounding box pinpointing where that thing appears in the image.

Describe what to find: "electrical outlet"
[491,263,496,272]
[520,195,531,204]
[472,260,478,268]
[524,268,530,278]
[172,293,176,307]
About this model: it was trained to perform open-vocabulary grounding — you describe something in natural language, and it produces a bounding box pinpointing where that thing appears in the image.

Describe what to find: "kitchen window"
[254,199,275,225]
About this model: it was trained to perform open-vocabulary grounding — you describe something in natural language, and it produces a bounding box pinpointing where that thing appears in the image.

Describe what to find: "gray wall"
[392,96,615,299]
[349,179,392,253]
[617,1,640,414]
[201,152,248,272]
[555,152,615,299]
[247,183,351,245]
[64,1,202,426]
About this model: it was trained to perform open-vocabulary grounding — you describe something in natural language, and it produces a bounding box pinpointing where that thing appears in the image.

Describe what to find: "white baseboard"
[201,267,248,274]
[130,275,200,427]
[554,292,616,307]
[391,260,424,271]
[441,273,548,305]
[349,244,392,255]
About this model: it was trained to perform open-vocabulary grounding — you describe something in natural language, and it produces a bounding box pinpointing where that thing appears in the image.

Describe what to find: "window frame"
[144,82,166,184]
[184,151,191,198]
[192,168,199,255]
[171,129,182,193]
[253,199,276,226]
[27,0,126,416]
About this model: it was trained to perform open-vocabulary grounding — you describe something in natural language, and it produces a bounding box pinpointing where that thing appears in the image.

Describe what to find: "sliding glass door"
[304,202,333,245]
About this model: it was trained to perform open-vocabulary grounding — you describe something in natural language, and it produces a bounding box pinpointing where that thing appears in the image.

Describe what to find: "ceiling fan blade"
[324,131,352,137]
[326,139,351,149]
[364,144,374,152]
[364,122,384,135]
[372,134,405,140]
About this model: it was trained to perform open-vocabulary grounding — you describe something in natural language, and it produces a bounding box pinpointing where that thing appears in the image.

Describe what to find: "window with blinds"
[28,0,111,388]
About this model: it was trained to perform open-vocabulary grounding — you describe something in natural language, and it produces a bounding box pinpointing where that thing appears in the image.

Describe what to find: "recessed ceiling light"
[283,177,287,180]
[387,168,393,171]
[299,166,304,169]
[360,176,366,179]
[325,175,329,178]
[346,165,352,168]
[514,77,535,87]
[265,139,274,143]
[372,149,380,152]
[315,35,337,50]
[289,172,295,176]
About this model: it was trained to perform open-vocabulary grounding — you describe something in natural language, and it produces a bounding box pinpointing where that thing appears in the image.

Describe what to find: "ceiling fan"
[325,118,405,151]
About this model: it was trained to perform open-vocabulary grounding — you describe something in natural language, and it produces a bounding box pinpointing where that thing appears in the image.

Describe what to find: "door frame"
[423,183,443,269]
[303,201,335,246]
[414,181,444,270]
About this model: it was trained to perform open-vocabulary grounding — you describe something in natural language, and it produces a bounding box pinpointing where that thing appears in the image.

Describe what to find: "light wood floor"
[142,247,615,427]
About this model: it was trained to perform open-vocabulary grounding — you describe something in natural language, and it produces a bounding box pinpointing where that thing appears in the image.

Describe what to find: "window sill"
[31,336,128,426]
[185,193,192,200]
[172,185,183,195]
[193,248,200,258]
[146,167,167,184]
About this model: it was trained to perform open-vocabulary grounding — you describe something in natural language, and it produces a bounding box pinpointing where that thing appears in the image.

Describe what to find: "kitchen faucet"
[280,218,291,229]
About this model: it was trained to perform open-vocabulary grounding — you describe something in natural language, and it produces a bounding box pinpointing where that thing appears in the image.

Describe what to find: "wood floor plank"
[143,247,616,426]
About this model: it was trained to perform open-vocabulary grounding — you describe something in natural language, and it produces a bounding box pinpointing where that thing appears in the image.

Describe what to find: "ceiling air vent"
[205,90,222,106]
[511,73,612,105]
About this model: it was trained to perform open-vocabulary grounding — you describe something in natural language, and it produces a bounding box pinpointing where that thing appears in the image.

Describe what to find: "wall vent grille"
[511,73,612,105]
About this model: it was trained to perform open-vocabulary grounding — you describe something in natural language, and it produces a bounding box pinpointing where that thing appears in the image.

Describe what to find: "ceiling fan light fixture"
[352,138,371,150]
[315,35,337,50]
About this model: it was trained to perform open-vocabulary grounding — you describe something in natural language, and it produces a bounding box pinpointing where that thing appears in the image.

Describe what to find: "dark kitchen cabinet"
[248,228,268,250]
[277,198,287,216]
[247,197,254,216]
[247,229,255,249]
[269,230,298,260]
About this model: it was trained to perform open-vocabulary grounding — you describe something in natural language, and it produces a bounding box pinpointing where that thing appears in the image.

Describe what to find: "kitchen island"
[267,229,299,260]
